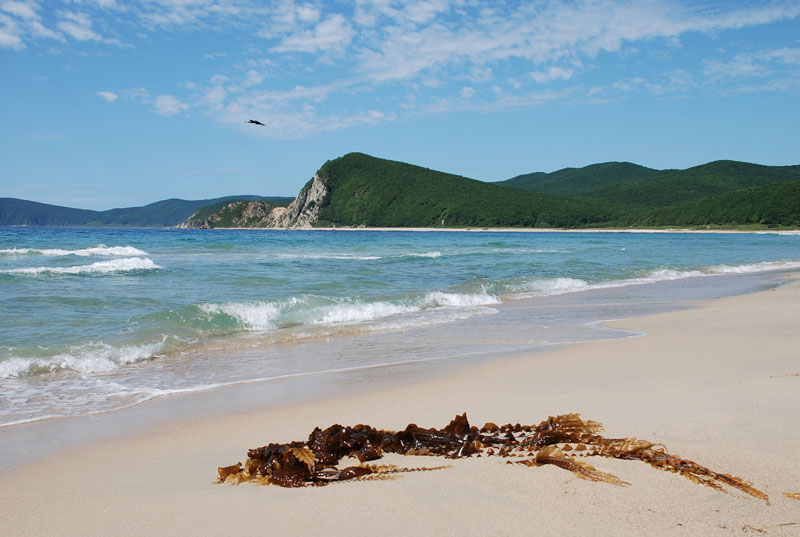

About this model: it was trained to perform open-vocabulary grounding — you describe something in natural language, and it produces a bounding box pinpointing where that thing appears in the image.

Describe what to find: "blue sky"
[1,0,799,210]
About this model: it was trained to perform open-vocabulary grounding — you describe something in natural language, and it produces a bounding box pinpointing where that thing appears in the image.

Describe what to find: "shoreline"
[1,274,799,535]
[182,225,800,234]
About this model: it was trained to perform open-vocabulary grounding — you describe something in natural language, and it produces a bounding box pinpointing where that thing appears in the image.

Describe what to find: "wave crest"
[1,257,161,275]
[0,339,166,378]
[0,244,148,257]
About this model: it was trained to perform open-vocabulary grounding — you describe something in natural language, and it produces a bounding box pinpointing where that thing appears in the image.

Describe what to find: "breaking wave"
[0,339,167,378]
[1,257,161,275]
[197,290,500,333]
[506,260,800,299]
[0,244,148,257]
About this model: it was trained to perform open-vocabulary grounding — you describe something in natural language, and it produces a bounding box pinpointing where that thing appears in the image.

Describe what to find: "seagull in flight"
[245,119,266,126]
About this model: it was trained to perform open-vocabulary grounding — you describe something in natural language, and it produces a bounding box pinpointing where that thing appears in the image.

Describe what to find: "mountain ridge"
[0,196,293,227]
[4,154,799,229]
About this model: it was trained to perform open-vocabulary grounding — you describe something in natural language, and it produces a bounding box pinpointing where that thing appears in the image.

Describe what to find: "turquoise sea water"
[1,227,799,427]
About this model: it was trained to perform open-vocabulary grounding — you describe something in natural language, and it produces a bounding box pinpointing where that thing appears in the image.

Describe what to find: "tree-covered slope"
[312,153,616,228]
[635,180,800,228]
[0,198,99,226]
[0,195,290,227]
[498,160,800,211]
[588,161,800,210]
[497,162,660,197]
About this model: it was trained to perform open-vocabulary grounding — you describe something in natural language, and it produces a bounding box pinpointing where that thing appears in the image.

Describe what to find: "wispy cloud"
[272,13,354,54]
[56,11,101,41]
[153,94,189,116]
[700,46,800,94]
[96,90,118,102]
[530,66,574,84]
[705,46,800,79]
[6,1,799,138]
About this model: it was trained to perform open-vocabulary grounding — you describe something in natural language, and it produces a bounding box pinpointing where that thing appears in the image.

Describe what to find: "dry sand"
[2,276,799,536]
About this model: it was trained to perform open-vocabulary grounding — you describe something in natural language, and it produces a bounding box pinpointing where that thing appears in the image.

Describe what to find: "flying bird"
[245,119,266,126]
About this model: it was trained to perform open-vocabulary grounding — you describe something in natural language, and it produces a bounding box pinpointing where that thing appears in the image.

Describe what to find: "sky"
[1,0,799,210]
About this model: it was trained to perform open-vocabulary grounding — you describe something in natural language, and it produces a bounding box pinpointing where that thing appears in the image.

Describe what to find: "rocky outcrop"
[178,173,328,229]
[269,173,327,229]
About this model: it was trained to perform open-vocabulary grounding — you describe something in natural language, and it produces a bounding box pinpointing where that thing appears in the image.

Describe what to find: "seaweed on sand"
[217,413,768,501]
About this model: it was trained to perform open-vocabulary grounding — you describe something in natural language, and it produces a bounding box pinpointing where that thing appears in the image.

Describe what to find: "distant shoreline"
[5,223,799,234]
[187,225,800,235]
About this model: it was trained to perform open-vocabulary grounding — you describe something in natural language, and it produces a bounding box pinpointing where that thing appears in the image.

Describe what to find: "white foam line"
[0,245,148,257]
[1,257,161,275]
[0,357,437,428]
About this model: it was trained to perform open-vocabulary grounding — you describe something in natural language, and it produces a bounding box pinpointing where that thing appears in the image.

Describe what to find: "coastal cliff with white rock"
[178,173,327,229]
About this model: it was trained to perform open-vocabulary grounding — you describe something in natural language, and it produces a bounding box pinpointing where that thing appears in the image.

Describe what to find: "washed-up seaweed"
[217,412,768,501]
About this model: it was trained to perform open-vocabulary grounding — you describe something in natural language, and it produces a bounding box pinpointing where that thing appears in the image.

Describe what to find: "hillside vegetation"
[500,162,662,199]
[636,180,800,228]
[311,153,615,228]
[497,160,800,210]
[0,196,292,227]
[181,153,800,230]
[6,154,798,229]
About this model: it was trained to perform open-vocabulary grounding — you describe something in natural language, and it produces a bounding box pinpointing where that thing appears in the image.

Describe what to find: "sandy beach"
[2,275,799,536]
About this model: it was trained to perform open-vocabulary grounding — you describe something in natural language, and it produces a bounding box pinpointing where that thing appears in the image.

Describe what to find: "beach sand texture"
[1,276,799,536]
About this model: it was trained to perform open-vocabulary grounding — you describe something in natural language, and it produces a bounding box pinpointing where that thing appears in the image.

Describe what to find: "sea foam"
[0,340,165,378]
[196,289,502,333]
[0,244,148,257]
[508,260,800,299]
[1,257,161,275]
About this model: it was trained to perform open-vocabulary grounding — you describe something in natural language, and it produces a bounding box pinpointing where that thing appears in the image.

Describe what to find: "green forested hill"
[0,196,291,227]
[498,162,661,198]
[587,161,800,210]
[634,180,800,228]
[8,154,799,230]
[183,153,800,229]
[0,198,98,227]
[312,153,616,228]
[497,160,800,211]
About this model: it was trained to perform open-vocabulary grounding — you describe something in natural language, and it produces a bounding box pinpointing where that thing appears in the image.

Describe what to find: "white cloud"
[6,1,797,139]
[201,84,227,112]
[241,69,264,88]
[57,12,101,41]
[119,87,149,99]
[1,1,39,20]
[296,4,320,23]
[705,47,800,81]
[96,90,118,102]
[30,19,61,40]
[589,69,695,98]
[466,66,493,83]
[0,13,23,49]
[273,13,353,53]
[404,0,449,25]
[530,66,574,83]
[153,94,189,116]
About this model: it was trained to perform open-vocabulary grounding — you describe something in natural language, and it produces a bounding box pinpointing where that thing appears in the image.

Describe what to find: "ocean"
[1,226,799,428]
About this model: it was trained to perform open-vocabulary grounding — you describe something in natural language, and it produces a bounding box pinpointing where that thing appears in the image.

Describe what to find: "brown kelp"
[217,413,768,501]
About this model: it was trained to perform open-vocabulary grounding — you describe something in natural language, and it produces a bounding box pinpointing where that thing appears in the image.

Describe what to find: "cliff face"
[270,173,327,229]
[178,173,328,229]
